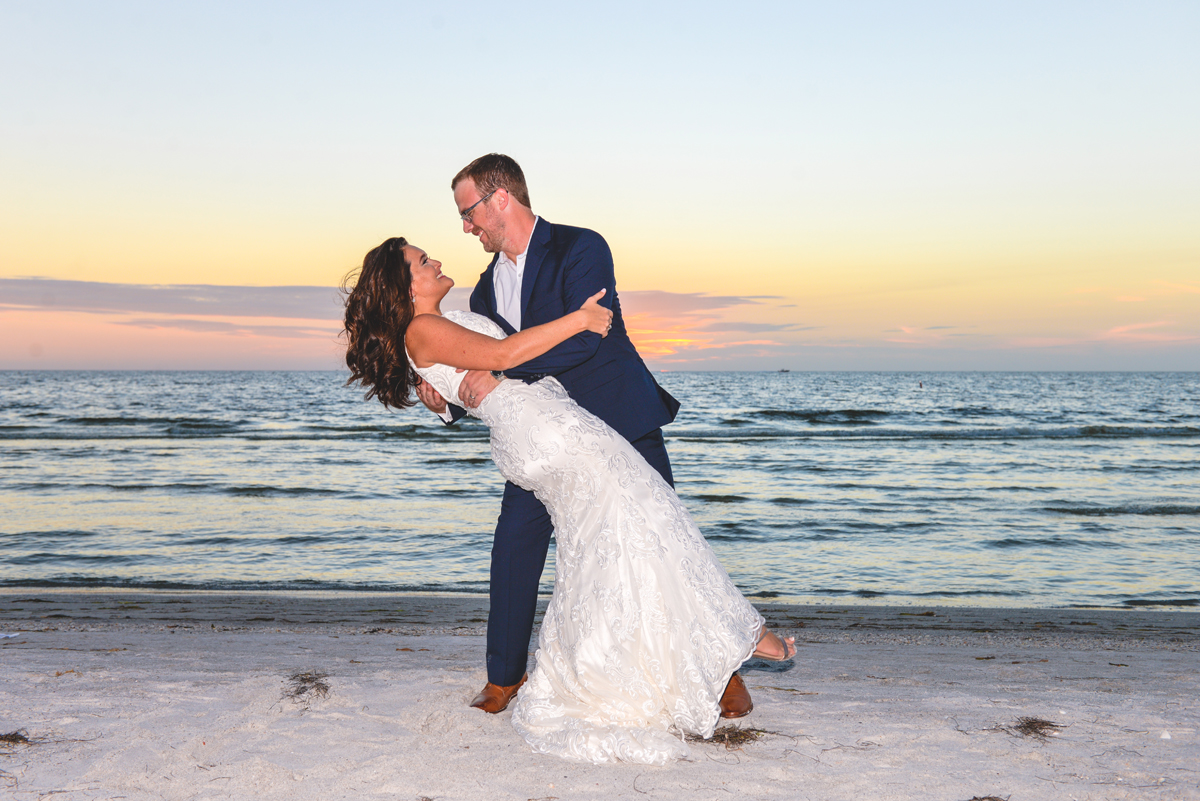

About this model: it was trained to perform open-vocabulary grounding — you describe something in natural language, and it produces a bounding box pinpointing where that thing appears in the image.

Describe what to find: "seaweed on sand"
[1,730,39,783]
[0,732,30,792]
[991,716,1064,740]
[283,670,330,705]
[686,725,774,750]
[1012,716,1063,739]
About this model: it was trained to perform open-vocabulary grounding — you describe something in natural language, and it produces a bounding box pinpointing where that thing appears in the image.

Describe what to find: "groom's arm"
[503,231,614,379]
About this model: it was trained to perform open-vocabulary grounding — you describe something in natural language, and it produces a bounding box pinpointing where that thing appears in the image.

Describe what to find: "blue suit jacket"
[458,219,678,443]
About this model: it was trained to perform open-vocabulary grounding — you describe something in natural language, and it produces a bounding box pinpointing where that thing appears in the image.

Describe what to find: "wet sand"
[2,590,1197,800]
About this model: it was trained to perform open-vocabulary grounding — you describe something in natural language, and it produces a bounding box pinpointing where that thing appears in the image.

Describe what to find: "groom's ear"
[494,187,511,211]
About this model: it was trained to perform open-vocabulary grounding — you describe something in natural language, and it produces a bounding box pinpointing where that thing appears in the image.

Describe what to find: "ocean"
[2,370,1197,609]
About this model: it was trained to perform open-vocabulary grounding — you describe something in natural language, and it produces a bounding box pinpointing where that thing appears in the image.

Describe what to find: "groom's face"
[454,179,506,255]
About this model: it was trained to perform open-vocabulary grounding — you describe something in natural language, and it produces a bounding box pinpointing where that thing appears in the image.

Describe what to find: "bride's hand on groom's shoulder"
[579,288,612,337]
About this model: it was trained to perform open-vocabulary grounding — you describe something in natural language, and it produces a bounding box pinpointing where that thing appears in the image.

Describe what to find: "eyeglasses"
[459,189,497,224]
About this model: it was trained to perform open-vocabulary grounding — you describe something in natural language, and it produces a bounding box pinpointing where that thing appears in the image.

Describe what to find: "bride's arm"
[407,289,610,370]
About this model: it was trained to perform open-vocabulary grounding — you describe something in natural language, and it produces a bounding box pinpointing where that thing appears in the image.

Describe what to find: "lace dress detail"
[410,310,765,765]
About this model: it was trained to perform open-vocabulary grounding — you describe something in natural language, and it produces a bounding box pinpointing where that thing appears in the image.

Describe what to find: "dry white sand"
[2,591,1196,800]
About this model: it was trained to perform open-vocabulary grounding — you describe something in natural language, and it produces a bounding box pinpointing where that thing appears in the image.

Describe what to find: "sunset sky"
[2,1,1197,371]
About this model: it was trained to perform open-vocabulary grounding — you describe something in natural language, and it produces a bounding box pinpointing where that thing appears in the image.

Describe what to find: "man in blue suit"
[417,153,752,718]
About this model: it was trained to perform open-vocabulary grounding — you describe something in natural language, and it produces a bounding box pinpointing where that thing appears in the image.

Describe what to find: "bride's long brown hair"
[342,237,420,409]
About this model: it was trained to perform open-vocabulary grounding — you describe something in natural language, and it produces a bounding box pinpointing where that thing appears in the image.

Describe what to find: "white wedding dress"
[410,310,765,765]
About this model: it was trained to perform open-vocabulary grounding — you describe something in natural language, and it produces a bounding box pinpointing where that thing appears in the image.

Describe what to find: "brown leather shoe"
[719,672,753,719]
[469,673,527,714]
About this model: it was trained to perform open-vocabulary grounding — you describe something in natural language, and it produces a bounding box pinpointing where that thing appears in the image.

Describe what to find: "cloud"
[618,290,772,319]
[694,322,813,333]
[880,324,982,347]
[1156,281,1200,294]
[1099,321,1197,343]
[0,277,472,318]
[1106,321,1171,336]
[1,279,762,324]
[115,318,341,339]
[613,291,801,358]
[1,278,347,320]
[651,340,792,365]
[0,279,794,361]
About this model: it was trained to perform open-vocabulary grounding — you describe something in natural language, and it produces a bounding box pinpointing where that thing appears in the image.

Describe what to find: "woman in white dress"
[343,237,795,765]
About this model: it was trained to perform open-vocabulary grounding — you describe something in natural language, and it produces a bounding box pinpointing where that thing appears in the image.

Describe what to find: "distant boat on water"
[778,369,790,373]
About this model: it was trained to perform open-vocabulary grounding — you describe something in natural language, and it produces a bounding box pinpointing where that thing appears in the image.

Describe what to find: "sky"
[1,1,1197,371]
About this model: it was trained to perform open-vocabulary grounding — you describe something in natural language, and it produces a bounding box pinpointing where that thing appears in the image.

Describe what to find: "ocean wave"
[8,553,145,566]
[299,424,480,438]
[177,536,244,546]
[691,493,750,503]
[48,415,251,437]
[944,405,1008,417]
[1122,598,1199,607]
[0,426,487,442]
[63,415,212,426]
[753,409,889,425]
[8,418,1196,443]
[1045,504,1200,517]
[2,481,386,499]
[0,530,100,546]
[222,485,345,498]
[674,424,1200,442]
[0,576,492,594]
[808,586,1031,599]
[985,536,1126,549]
[910,589,1031,598]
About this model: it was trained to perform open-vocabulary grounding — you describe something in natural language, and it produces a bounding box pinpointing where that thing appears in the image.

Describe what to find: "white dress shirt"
[493,217,539,330]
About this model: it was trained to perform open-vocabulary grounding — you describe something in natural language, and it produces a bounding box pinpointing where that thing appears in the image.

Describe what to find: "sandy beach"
[2,590,1196,800]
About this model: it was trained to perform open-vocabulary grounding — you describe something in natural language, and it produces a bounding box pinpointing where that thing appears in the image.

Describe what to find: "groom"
[417,153,753,718]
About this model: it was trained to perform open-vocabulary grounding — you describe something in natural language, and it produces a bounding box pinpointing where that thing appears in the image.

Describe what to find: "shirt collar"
[497,216,539,272]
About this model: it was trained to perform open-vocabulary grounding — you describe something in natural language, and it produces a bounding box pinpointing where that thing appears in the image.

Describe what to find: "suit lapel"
[519,219,552,329]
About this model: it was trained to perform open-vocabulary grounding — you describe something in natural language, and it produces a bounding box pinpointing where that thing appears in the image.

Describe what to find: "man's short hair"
[452,153,532,209]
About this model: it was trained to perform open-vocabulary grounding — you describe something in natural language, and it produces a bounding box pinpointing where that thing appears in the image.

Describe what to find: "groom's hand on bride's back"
[415,377,448,415]
[458,370,501,409]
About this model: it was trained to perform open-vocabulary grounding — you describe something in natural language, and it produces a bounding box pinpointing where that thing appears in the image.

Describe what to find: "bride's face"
[404,245,454,304]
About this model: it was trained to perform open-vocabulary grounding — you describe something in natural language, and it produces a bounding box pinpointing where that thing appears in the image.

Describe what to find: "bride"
[343,237,795,765]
